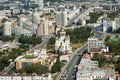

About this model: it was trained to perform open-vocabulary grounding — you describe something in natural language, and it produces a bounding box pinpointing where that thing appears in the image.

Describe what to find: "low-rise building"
[77,54,108,80]
[16,49,56,70]
[16,49,48,70]
[0,73,52,80]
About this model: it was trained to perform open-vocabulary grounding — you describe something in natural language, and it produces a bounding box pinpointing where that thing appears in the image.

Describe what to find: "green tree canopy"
[18,34,42,45]
[17,63,49,74]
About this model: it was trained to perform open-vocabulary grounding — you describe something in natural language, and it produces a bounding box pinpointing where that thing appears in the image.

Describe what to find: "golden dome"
[59,43,64,48]
[61,28,65,32]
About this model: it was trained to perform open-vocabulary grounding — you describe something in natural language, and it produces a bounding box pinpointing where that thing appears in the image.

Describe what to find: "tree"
[18,34,42,45]
[93,53,106,67]
[0,35,15,42]
[65,27,92,43]
[19,44,29,50]
[51,57,62,73]
[105,36,110,42]
[86,12,103,23]
[48,37,55,45]
[115,58,120,73]
[17,63,49,74]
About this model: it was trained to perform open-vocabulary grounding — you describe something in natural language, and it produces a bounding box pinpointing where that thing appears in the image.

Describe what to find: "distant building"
[24,0,30,10]
[3,21,12,36]
[35,0,44,9]
[116,0,120,3]
[32,11,40,25]
[37,19,49,36]
[0,0,8,3]
[55,11,68,27]
[103,20,107,32]
[12,21,37,37]
[55,28,72,53]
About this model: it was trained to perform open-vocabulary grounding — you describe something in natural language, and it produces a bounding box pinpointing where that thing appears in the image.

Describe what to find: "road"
[57,44,88,80]
[0,62,16,74]
[31,37,50,50]
[0,37,50,74]
[66,7,94,27]
[66,9,85,26]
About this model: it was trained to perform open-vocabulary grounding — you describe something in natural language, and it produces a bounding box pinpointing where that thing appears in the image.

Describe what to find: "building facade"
[3,21,12,36]
[0,73,52,80]
[55,11,68,27]
[37,19,49,36]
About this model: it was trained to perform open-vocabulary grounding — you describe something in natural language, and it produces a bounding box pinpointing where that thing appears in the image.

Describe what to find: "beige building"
[37,19,49,36]
[16,49,48,70]
[16,59,42,70]
[16,49,56,70]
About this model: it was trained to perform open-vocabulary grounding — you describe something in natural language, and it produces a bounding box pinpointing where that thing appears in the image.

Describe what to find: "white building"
[88,38,99,52]
[55,29,72,53]
[3,21,12,36]
[0,73,52,80]
[81,18,86,26]
[92,69,106,79]
[35,0,44,9]
[60,54,69,62]
[55,11,68,27]
[103,20,108,32]
[112,21,117,31]
[77,54,107,80]
[32,11,40,25]
[67,9,80,20]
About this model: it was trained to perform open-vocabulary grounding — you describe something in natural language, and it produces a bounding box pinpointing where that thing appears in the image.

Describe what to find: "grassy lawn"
[70,42,86,51]
[45,45,54,50]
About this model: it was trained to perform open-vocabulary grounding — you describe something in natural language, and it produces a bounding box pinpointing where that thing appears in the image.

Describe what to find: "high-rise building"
[116,0,120,3]
[112,21,117,31]
[37,19,49,36]
[24,0,30,10]
[35,0,44,8]
[103,20,107,32]
[3,21,12,36]
[32,11,40,24]
[55,11,68,27]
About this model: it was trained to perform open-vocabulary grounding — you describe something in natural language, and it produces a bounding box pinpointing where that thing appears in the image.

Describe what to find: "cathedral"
[55,28,72,53]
